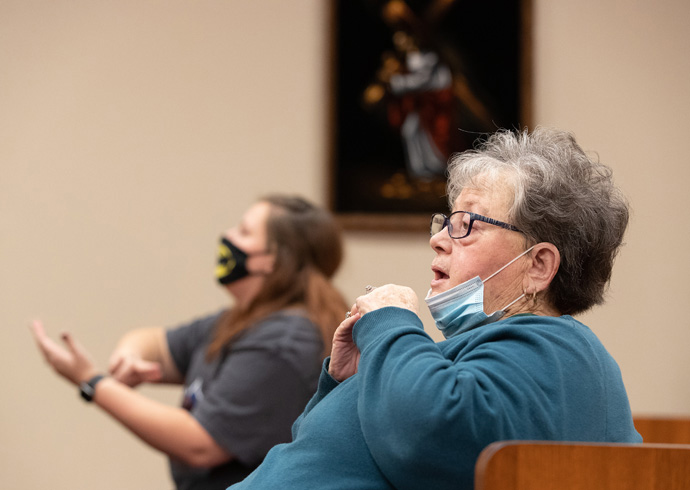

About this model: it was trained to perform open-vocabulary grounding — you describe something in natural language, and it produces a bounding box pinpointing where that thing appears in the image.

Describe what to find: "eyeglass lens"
[449,212,471,238]
[430,214,447,236]
[430,212,472,238]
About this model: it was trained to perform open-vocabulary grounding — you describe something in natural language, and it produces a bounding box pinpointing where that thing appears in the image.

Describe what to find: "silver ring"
[345,311,352,319]
[365,285,375,293]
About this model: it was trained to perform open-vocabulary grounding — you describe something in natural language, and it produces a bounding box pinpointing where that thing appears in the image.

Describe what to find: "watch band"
[79,374,106,402]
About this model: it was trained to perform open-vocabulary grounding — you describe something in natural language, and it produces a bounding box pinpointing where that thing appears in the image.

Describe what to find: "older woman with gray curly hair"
[228,127,641,490]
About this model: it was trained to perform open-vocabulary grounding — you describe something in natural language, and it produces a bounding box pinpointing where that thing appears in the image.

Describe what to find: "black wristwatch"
[79,374,106,402]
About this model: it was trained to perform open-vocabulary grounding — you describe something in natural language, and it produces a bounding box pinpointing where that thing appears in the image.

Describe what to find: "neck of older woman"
[506,293,561,318]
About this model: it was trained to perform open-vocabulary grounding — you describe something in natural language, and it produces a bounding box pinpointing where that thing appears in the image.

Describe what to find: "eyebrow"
[454,200,489,215]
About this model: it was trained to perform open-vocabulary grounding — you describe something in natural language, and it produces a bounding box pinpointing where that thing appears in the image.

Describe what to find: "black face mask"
[215,237,252,285]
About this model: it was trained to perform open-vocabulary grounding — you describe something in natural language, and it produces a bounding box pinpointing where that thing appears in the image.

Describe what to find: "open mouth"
[432,267,449,281]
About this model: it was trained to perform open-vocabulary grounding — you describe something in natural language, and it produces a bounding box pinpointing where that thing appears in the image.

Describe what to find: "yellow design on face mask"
[215,242,236,279]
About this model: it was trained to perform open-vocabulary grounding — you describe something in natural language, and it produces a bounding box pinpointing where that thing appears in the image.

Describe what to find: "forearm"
[355,308,471,425]
[113,327,164,360]
[31,322,222,465]
[354,309,461,476]
[92,377,232,467]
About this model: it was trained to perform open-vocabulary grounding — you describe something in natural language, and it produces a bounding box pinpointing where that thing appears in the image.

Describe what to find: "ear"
[265,254,276,274]
[246,249,276,276]
[523,242,560,294]
[255,253,276,275]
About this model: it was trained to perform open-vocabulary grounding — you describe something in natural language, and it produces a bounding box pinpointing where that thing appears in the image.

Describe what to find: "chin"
[222,279,246,297]
[428,281,451,297]
[430,269,456,294]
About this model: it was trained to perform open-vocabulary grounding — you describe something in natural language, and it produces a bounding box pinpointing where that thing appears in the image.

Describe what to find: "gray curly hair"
[446,127,629,315]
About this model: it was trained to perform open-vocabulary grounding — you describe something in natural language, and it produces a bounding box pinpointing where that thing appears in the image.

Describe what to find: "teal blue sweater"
[229,307,641,489]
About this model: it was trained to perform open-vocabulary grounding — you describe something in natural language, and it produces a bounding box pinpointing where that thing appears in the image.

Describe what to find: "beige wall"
[1,1,688,488]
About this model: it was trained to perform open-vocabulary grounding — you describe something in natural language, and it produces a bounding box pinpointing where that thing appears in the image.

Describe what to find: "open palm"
[31,320,98,385]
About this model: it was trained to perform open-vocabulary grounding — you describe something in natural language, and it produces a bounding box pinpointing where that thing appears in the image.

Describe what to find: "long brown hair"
[207,195,348,359]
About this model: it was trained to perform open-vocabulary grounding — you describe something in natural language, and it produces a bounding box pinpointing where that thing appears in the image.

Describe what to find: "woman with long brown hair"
[30,194,347,490]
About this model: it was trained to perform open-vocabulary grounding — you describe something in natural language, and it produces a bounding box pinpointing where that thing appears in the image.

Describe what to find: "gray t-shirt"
[166,309,323,490]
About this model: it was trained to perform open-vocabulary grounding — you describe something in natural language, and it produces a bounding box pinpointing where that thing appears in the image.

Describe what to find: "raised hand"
[354,284,419,316]
[30,320,99,385]
[328,309,361,382]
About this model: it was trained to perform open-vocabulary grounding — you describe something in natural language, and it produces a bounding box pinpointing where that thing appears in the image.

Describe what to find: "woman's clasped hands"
[328,284,418,382]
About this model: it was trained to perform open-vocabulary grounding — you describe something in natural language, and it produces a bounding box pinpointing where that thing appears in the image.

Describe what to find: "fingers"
[329,310,362,381]
[334,311,361,340]
[30,320,49,355]
[109,355,133,382]
[60,331,80,356]
[30,321,99,384]
[30,320,64,361]
[109,355,162,386]
[30,321,81,360]
[30,320,53,352]
[30,319,46,338]
[138,360,163,382]
[108,355,124,376]
[344,303,359,319]
[60,332,94,368]
[123,359,162,382]
[354,284,419,315]
[109,361,129,384]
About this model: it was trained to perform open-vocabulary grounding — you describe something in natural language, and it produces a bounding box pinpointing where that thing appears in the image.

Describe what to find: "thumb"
[61,332,92,364]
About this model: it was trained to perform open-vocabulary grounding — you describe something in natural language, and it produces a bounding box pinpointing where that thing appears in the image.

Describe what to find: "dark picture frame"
[328,0,533,232]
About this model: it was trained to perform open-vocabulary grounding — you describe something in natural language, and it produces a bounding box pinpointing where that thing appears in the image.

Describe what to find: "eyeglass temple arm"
[472,213,521,232]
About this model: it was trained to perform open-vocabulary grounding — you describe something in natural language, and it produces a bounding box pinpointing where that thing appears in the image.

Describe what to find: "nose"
[224,226,237,240]
[429,229,451,254]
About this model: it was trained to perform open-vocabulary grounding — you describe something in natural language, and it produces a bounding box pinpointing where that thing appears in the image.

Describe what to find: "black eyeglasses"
[430,211,522,239]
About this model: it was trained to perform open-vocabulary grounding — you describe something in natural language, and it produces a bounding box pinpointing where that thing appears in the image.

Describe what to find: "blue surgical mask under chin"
[425,247,534,339]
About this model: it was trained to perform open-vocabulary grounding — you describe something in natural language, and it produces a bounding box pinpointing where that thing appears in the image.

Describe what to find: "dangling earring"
[523,288,538,306]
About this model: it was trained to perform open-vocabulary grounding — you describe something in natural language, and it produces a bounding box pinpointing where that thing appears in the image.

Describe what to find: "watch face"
[80,375,104,402]
[80,383,95,401]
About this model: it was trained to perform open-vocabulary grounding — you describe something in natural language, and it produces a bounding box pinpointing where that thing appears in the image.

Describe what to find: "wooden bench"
[634,416,690,444]
[475,440,690,490]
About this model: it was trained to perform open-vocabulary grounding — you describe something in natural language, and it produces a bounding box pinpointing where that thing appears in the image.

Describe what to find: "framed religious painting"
[328,0,532,231]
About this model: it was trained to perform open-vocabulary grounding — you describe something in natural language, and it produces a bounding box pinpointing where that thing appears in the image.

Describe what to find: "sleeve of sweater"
[291,357,340,439]
[353,307,466,488]
[351,307,591,490]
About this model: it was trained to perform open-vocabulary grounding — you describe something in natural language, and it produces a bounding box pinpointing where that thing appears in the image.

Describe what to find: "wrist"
[78,368,101,385]
[79,374,107,402]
